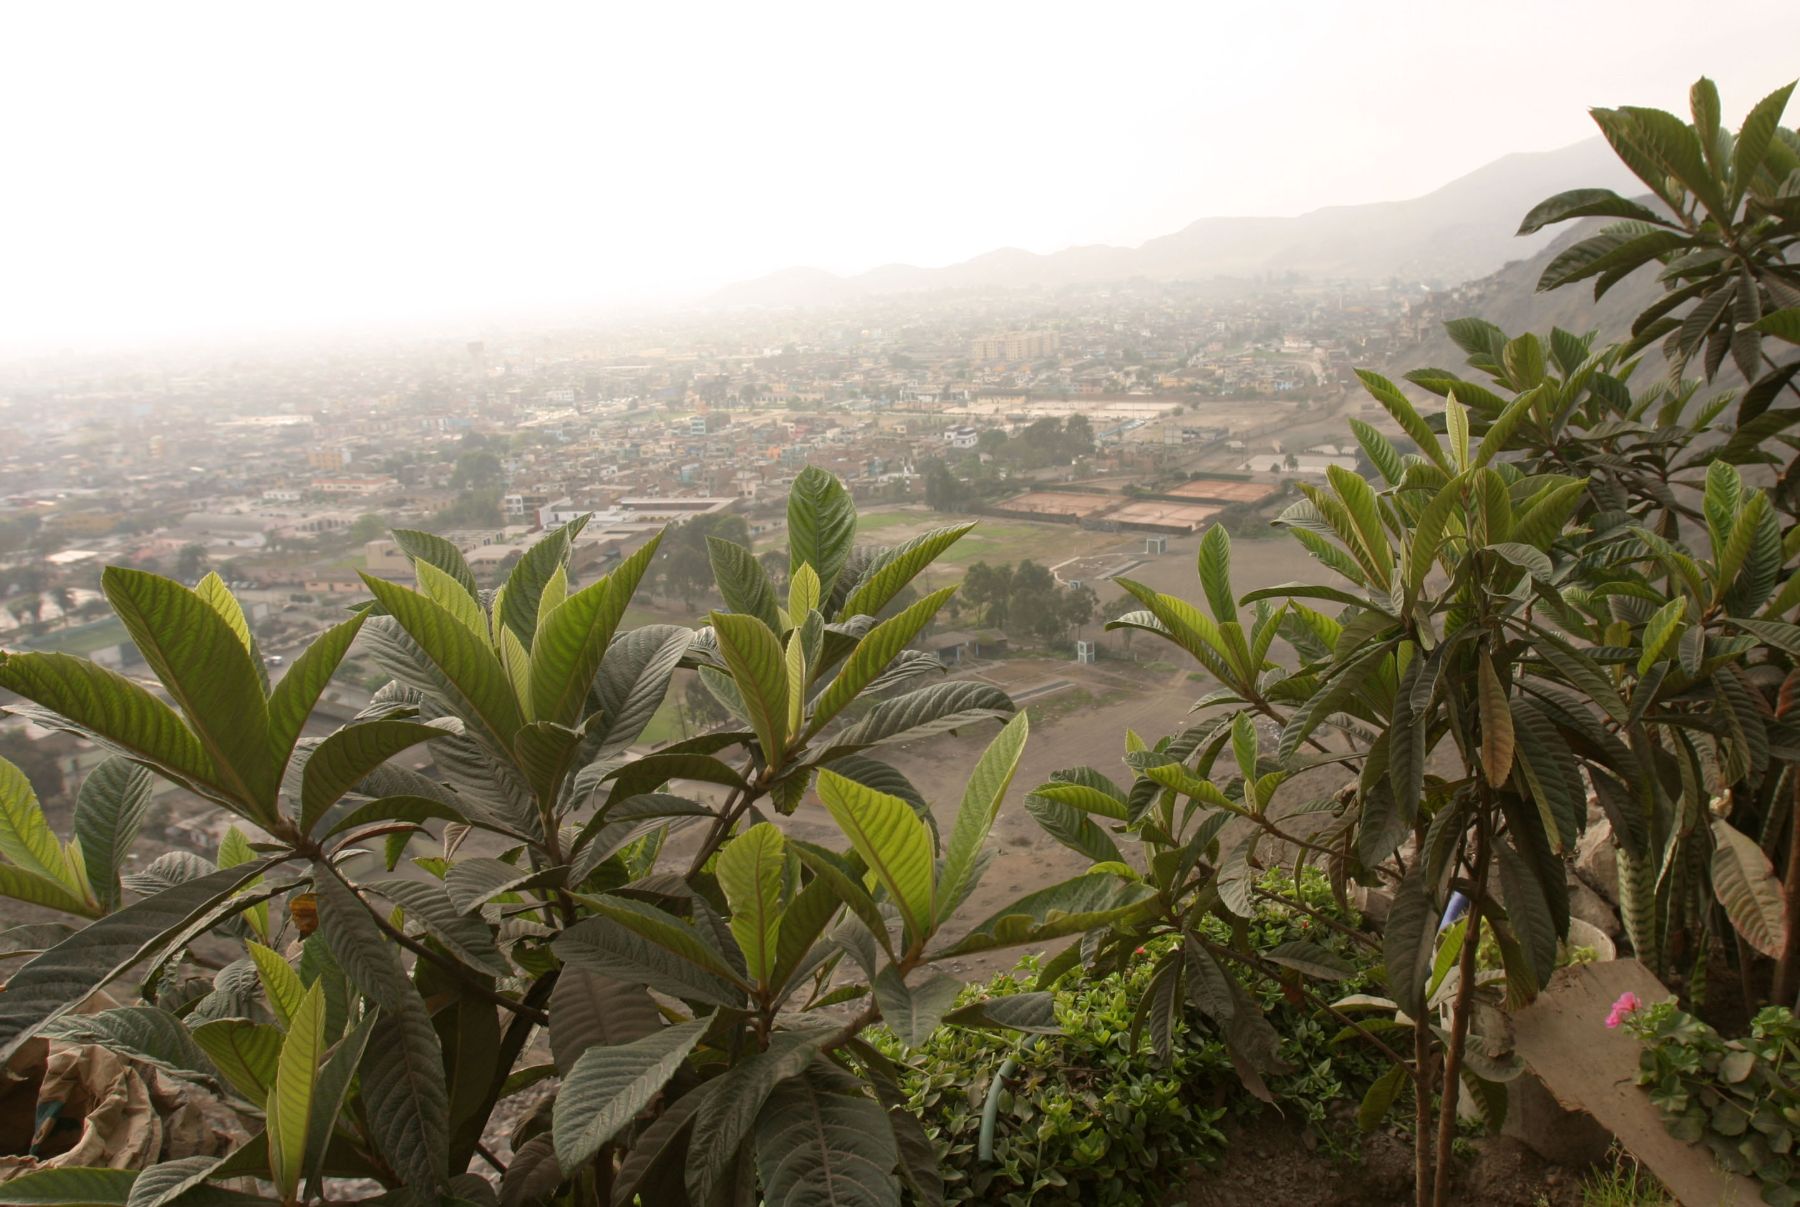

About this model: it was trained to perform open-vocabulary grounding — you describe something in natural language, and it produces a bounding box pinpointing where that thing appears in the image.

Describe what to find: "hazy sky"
[1,0,1794,349]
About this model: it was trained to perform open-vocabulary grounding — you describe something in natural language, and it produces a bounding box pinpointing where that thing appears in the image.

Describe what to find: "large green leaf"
[1020,794,1123,864]
[936,712,1029,925]
[754,1059,899,1207]
[555,912,744,1008]
[528,534,661,727]
[313,866,450,1191]
[590,625,692,757]
[832,681,1013,748]
[0,859,272,1061]
[940,991,1061,1033]
[391,528,480,596]
[1516,187,1672,235]
[687,1031,827,1204]
[937,873,1154,957]
[787,466,858,599]
[361,1005,452,1193]
[72,758,153,913]
[41,1007,217,1085]
[0,653,216,796]
[266,612,367,773]
[836,523,974,621]
[1712,818,1787,959]
[871,968,962,1050]
[500,516,588,648]
[0,758,81,902]
[547,965,662,1075]
[191,1018,282,1101]
[303,1011,376,1189]
[807,587,956,736]
[359,574,525,747]
[120,1157,220,1207]
[373,880,510,977]
[816,771,934,945]
[708,536,783,634]
[267,982,326,1198]
[551,1017,711,1173]
[102,567,276,818]
[709,610,792,765]
[247,941,307,1027]
[299,718,456,834]
[716,822,786,987]
[1383,869,1438,1017]
[0,1169,138,1207]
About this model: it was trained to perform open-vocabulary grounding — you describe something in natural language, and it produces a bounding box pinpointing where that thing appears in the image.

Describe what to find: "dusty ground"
[1184,1119,1584,1207]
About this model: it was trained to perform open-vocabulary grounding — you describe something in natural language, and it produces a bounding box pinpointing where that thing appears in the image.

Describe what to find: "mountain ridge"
[713,137,1637,307]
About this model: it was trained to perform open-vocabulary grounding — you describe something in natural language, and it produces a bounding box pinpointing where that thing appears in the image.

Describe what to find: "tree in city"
[175,543,209,583]
[449,449,503,490]
[350,513,389,544]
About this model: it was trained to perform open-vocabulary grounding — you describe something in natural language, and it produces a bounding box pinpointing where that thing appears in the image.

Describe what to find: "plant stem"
[1431,821,1486,1207]
[1413,1016,1433,1207]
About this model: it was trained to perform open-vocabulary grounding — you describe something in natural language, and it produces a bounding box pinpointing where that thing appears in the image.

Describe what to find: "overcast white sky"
[0,0,1794,350]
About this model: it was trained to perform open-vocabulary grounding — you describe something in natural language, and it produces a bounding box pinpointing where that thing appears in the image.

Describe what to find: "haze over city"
[2,0,1796,351]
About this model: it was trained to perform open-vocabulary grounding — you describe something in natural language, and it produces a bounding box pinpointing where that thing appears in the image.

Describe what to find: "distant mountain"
[713,137,1638,306]
[1395,214,1669,375]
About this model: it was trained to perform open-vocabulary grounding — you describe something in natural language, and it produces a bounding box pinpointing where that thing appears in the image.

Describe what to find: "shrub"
[881,872,1385,1204]
[1623,1000,1800,1205]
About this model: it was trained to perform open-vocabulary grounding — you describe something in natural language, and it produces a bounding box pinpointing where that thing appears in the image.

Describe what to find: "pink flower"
[1605,992,1641,1029]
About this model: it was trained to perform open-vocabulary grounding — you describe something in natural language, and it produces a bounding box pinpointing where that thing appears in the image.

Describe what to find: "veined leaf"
[102,567,276,818]
[191,1017,283,1101]
[0,654,216,796]
[555,913,744,1008]
[807,587,956,736]
[0,758,81,902]
[267,613,368,773]
[552,1017,710,1173]
[499,516,588,648]
[72,758,154,914]
[708,536,783,634]
[267,981,326,1198]
[391,528,479,596]
[936,712,1029,926]
[548,965,661,1075]
[299,718,456,834]
[837,522,974,621]
[374,879,510,977]
[0,1169,139,1207]
[717,822,786,987]
[1383,868,1438,1016]
[938,872,1153,957]
[687,1031,827,1204]
[710,611,792,766]
[816,770,934,945]
[1196,525,1234,622]
[0,859,273,1061]
[247,941,306,1028]
[1637,598,1687,675]
[1712,817,1787,959]
[787,466,858,599]
[415,558,489,643]
[360,574,525,748]
[832,681,1013,748]
[1478,651,1513,789]
[41,1006,217,1085]
[754,1059,898,1207]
